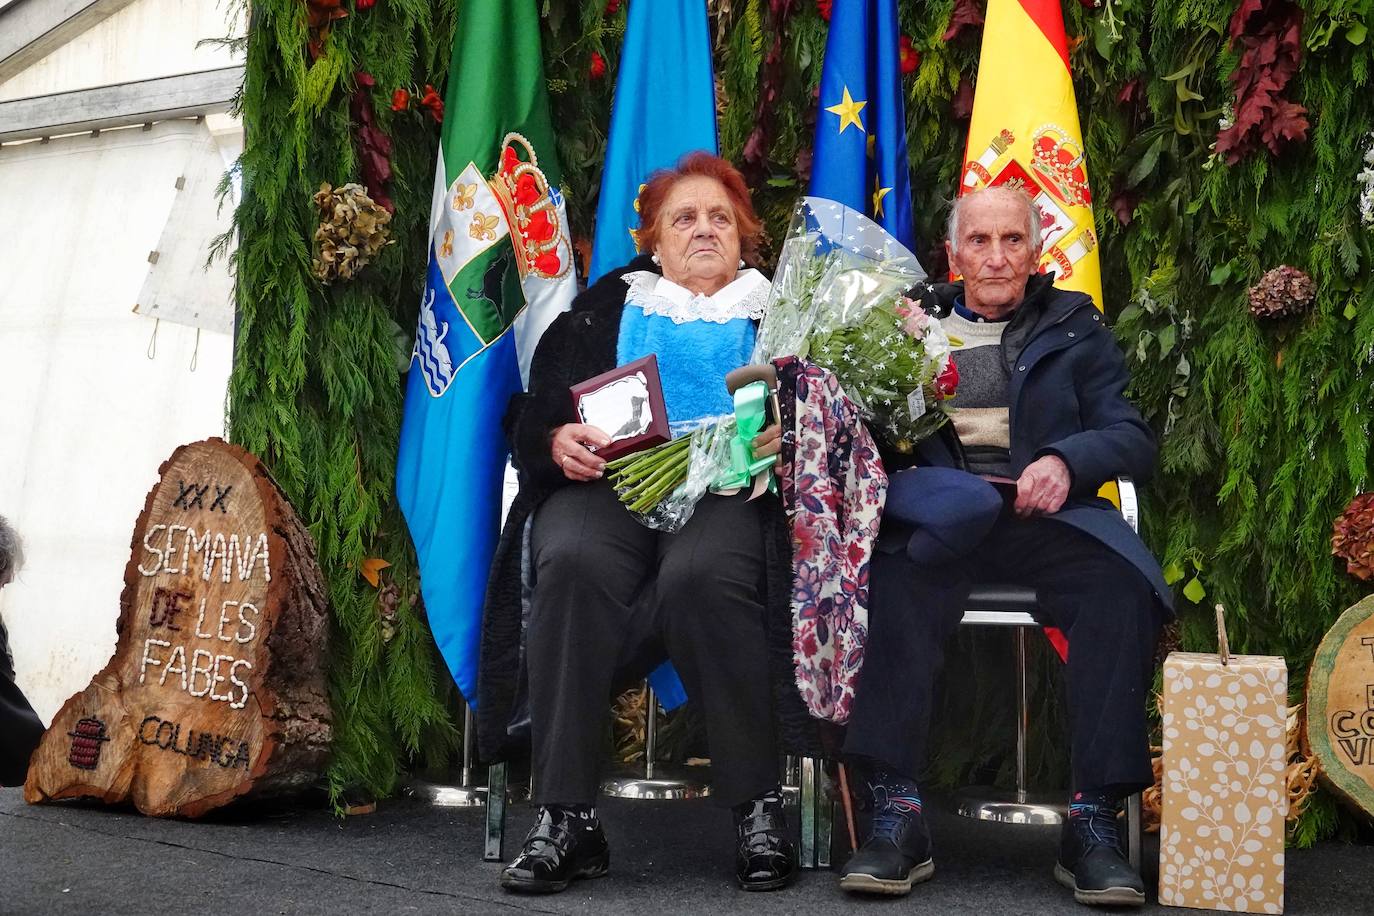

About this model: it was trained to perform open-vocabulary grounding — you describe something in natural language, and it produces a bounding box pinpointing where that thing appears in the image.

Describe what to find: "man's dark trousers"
[844,512,1165,795]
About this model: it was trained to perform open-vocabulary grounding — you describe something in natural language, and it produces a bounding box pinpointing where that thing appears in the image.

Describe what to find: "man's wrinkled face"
[946,190,1042,319]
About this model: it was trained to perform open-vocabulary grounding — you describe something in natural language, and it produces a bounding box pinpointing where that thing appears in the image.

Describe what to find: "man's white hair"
[947,186,1043,256]
[0,515,22,587]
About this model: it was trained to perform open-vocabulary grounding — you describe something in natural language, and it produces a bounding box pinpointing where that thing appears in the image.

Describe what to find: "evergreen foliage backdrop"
[232,0,1373,838]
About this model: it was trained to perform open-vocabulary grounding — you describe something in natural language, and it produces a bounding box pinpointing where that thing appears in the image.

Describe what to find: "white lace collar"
[621,268,770,325]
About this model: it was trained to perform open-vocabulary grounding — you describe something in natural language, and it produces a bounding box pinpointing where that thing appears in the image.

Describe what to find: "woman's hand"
[752,423,782,466]
[551,424,611,482]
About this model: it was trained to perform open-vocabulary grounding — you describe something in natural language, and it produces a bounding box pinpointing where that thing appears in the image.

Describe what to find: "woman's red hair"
[635,151,763,264]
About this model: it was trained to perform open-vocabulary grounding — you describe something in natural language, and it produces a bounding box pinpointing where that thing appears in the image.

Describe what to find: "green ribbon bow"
[713,380,777,496]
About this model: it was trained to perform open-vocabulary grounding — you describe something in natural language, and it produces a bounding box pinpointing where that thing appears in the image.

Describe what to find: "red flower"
[356,0,375,9]
[816,0,832,20]
[420,84,443,123]
[589,51,607,80]
[899,35,920,75]
[604,0,620,13]
[935,357,960,398]
[390,88,410,111]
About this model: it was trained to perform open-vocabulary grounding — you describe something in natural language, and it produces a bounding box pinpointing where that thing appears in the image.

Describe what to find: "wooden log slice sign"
[1307,593,1374,818]
[25,439,331,816]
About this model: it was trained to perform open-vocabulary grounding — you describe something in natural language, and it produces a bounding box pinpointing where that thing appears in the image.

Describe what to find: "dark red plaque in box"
[570,354,670,461]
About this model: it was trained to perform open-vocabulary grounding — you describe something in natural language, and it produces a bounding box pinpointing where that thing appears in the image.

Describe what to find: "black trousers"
[844,514,1164,795]
[1,622,44,786]
[527,481,778,808]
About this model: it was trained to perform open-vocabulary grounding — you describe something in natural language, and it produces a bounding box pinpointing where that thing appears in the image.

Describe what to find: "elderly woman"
[1,515,44,786]
[477,152,802,894]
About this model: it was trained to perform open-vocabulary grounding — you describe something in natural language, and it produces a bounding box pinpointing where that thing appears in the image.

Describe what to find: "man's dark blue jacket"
[908,273,1172,613]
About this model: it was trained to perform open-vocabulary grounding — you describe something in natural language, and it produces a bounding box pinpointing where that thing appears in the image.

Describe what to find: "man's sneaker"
[838,798,934,896]
[1054,801,1145,907]
[500,806,610,893]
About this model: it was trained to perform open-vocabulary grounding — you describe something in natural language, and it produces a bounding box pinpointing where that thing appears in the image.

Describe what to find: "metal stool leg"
[600,683,709,799]
[1015,626,1029,804]
[1126,792,1142,871]
[954,626,1065,824]
[799,756,818,869]
[815,763,833,868]
[483,762,508,862]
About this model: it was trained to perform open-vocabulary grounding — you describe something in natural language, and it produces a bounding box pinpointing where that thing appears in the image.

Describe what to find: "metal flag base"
[405,705,490,808]
[600,684,710,800]
[953,786,1066,825]
[600,766,711,800]
[405,778,488,808]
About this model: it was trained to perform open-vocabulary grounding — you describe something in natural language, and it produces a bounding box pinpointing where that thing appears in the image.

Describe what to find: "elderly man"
[837,187,1170,907]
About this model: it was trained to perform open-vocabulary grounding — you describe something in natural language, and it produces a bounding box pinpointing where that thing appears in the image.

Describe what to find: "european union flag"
[810,0,915,251]
[588,0,718,711]
[588,0,717,282]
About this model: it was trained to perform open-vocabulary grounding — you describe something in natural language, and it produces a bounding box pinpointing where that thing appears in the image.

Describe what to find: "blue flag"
[809,0,914,250]
[396,1,577,706]
[588,0,718,283]
[588,0,717,710]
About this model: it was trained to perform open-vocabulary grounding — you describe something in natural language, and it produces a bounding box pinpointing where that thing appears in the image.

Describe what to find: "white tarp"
[0,118,234,721]
[134,126,236,333]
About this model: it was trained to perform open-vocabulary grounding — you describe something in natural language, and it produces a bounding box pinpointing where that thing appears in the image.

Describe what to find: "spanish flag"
[960,0,1102,308]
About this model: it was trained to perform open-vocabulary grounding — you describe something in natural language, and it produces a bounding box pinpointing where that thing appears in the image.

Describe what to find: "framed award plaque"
[569,354,671,461]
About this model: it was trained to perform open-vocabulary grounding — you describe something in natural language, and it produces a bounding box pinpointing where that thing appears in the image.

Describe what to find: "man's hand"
[551,424,611,482]
[752,424,782,466]
[1014,455,1071,518]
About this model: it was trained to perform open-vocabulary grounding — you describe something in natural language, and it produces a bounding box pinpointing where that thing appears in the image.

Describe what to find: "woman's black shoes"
[733,791,797,891]
[500,807,610,894]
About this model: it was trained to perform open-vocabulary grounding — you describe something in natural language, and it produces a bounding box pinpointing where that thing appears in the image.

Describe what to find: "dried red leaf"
[942,0,985,42]
[350,85,394,212]
[1111,189,1141,227]
[951,75,975,121]
[1215,0,1308,165]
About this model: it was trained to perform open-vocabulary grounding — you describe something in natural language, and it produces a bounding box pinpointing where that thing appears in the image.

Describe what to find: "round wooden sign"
[24,439,332,816]
[1307,593,1374,817]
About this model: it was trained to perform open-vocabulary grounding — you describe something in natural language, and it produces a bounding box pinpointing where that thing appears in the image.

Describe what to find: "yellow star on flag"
[825,86,867,135]
[872,174,893,218]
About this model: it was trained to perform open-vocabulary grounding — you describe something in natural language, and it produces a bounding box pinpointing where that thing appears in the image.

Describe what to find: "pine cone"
[1332,493,1374,580]
[311,182,393,283]
[1247,265,1316,319]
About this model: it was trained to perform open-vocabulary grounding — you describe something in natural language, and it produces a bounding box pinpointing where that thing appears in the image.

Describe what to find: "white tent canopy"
[0,0,244,721]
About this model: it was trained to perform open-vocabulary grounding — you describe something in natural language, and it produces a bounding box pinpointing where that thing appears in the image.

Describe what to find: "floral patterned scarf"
[775,356,887,725]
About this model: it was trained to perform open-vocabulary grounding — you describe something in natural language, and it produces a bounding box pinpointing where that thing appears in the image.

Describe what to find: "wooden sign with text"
[1307,593,1374,818]
[25,439,332,817]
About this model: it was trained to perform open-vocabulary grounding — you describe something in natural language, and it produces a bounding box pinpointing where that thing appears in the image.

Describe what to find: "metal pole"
[1015,627,1029,804]
[461,705,474,788]
[645,685,658,780]
[484,762,507,862]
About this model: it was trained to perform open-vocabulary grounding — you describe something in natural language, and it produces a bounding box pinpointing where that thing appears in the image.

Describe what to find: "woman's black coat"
[475,256,818,763]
